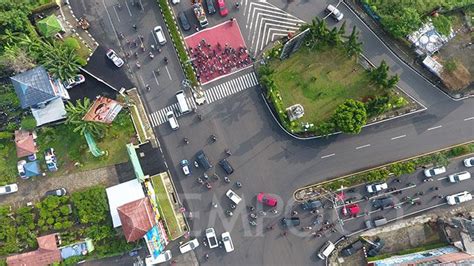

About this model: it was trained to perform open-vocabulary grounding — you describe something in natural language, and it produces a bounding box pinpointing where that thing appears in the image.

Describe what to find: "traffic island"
[294,141,474,202]
[150,173,186,240]
[257,20,425,139]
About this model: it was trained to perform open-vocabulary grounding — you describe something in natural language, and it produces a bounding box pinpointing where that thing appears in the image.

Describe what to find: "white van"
[153,26,167,45]
[448,171,471,183]
[221,232,234,252]
[145,250,172,265]
[446,191,473,205]
[175,90,191,114]
[317,241,335,260]
[166,111,179,130]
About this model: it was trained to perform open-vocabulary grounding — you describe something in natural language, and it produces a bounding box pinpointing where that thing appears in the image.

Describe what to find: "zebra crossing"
[148,97,196,127]
[243,0,306,56]
[204,71,258,104]
[148,72,259,127]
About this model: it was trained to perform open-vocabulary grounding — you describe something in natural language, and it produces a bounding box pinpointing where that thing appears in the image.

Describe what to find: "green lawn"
[36,111,136,176]
[269,46,380,125]
[0,141,18,185]
[151,174,182,240]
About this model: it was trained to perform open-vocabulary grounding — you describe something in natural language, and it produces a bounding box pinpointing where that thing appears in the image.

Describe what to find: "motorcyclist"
[164,57,168,63]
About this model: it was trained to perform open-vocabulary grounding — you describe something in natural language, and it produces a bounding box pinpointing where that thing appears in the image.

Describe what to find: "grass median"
[269,46,379,125]
[151,174,182,240]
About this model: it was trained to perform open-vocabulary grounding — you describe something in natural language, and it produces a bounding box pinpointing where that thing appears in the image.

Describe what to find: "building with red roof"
[117,197,156,242]
[14,130,38,158]
[6,233,61,266]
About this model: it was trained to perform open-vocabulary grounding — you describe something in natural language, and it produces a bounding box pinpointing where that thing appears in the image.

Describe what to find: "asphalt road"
[68,0,474,265]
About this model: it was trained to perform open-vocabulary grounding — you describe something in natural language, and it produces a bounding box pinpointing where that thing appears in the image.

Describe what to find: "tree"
[344,26,363,57]
[318,121,335,137]
[39,42,81,81]
[65,98,106,138]
[370,60,399,89]
[333,99,367,134]
[381,7,422,38]
[327,27,342,46]
[0,45,36,74]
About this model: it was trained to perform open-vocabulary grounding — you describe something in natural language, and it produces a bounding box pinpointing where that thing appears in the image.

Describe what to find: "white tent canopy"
[106,179,145,228]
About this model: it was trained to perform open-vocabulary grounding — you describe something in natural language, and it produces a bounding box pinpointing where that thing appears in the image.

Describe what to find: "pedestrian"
[281,231,287,236]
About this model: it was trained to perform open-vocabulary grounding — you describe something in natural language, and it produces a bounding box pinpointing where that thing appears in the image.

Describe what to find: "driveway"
[0,165,121,208]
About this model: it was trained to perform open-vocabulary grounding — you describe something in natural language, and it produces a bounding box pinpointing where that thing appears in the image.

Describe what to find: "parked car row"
[205,228,234,252]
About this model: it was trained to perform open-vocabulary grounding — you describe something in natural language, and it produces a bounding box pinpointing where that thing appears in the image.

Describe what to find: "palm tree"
[338,21,347,36]
[0,29,20,47]
[328,27,342,46]
[19,34,42,57]
[65,98,106,139]
[345,26,363,57]
[40,42,81,81]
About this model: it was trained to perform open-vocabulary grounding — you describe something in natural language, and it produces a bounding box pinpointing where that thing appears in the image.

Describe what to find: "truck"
[193,1,208,28]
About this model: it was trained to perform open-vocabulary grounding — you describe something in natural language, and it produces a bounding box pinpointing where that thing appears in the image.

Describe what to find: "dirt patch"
[437,20,474,91]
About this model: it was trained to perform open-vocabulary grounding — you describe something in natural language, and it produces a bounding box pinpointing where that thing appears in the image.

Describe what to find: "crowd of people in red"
[189,38,252,83]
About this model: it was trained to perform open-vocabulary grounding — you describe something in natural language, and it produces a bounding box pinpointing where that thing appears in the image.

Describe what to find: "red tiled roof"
[6,234,60,266]
[14,130,38,158]
[117,197,156,242]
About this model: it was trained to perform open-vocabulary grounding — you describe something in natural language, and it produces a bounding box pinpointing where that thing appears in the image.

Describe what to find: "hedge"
[323,142,474,191]
[156,0,198,86]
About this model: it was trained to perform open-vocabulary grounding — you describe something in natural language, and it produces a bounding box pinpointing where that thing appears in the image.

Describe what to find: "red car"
[257,192,277,207]
[217,0,228,17]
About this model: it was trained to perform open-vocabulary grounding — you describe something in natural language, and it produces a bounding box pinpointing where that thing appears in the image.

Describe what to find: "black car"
[196,150,212,170]
[205,0,216,14]
[300,200,322,211]
[340,240,364,257]
[45,188,67,197]
[280,217,301,227]
[219,159,234,175]
[372,196,393,210]
[178,12,191,31]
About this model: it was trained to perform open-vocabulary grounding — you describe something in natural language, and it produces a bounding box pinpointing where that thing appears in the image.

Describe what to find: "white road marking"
[391,134,406,140]
[113,6,121,22]
[152,70,160,86]
[321,153,335,159]
[165,66,172,80]
[355,144,371,150]
[427,125,442,131]
[102,0,120,43]
[437,176,448,181]
[125,1,133,16]
[464,116,474,121]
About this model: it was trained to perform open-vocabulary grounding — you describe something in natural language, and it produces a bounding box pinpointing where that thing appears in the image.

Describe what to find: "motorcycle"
[230,204,236,209]
[149,52,154,59]
[205,182,212,189]
[423,178,434,182]
[197,177,203,184]
[203,173,209,180]
[184,137,189,144]
[226,210,233,216]
[225,149,232,156]
[164,57,168,64]
[194,161,199,168]
[224,176,230,183]
[249,220,257,226]
[235,181,242,188]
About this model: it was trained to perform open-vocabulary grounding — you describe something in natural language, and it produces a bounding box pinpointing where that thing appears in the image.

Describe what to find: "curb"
[59,4,99,62]
[342,0,474,101]
[293,141,474,201]
[258,52,427,141]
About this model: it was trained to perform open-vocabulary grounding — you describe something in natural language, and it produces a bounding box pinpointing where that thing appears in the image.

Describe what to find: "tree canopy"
[333,99,367,134]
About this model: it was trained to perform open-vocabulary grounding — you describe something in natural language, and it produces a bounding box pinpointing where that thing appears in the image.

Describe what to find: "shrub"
[443,58,457,73]
[63,37,80,51]
[71,186,109,224]
[446,146,470,158]
[0,132,13,140]
[432,15,452,36]
[46,217,55,225]
[53,222,62,230]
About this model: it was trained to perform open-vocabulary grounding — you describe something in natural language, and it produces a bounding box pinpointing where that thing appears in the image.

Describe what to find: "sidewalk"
[58,1,99,61]
[0,166,120,208]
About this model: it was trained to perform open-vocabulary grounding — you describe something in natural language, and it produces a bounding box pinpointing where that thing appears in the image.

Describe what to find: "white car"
[446,191,473,205]
[423,166,446,177]
[326,4,343,21]
[180,160,190,176]
[464,157,474,167]
[225,189,242,205]
[221,232,234,253]
[179,238,199,254]
[144,250,172,265]
[0,184,18,195]
[205,228,219,249]
[106,49,124,67]
[153,26,167,45]
[64,74,85,89]
[366,183,388,193]
[171,0,180,4]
